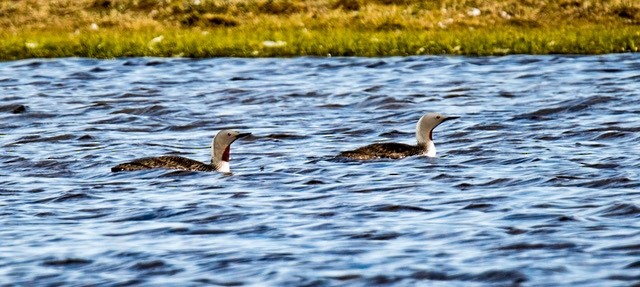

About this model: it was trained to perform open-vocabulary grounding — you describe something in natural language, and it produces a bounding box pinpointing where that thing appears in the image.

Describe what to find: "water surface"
[1,55,639,286]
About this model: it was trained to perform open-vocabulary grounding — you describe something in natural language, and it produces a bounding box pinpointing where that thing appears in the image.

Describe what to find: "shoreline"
[1,1,639,59]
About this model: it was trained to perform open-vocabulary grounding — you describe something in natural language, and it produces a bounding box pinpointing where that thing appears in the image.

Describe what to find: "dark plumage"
[337,112,458,160]
[338,143,425,160]
[111,129,249,173]
[111,156,217,172]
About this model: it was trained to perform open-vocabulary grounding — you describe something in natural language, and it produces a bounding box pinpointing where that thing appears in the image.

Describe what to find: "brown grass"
[2,0,639,32]
[0,0,639,58]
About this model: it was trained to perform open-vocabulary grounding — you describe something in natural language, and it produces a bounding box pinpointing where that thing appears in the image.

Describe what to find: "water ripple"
[1,55,639,286]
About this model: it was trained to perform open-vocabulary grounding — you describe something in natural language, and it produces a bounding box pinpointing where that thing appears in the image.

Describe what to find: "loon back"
[336,112,457,160]
[111,156,217,172]
[338,142,424,160]
[111,129,250,173]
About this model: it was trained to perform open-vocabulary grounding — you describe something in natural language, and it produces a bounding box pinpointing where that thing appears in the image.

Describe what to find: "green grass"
[2,25,638,60]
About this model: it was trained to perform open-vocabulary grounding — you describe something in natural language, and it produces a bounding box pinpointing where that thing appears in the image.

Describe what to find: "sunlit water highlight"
[1,55,639,286]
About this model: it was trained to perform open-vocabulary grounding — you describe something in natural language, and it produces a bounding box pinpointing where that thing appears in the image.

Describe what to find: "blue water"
[1,55,639,286]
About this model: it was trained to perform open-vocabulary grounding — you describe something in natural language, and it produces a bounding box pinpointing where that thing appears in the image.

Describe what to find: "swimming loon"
[337,113,458,160]
[111,129,250,173]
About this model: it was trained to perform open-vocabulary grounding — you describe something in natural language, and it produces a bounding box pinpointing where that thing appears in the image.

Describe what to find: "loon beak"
[237,132,252,139]
[443,116,459,122]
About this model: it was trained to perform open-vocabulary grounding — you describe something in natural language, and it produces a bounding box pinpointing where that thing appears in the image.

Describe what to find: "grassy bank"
[1,0,640,59]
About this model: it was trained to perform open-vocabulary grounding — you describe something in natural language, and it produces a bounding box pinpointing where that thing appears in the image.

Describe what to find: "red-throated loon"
[111,129,250,173]
[337,113,458,160]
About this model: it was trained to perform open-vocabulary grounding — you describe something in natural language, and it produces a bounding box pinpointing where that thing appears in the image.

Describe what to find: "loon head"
[416,113,458,157]
[211,129,251,172]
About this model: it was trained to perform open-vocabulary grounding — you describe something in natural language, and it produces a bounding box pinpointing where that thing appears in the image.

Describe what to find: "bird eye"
[227,133,231,136]
[436,116,441,119]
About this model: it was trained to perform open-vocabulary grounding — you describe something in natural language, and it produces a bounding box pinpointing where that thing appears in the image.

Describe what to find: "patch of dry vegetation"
[2,0,637,30]
[0,0,639,58]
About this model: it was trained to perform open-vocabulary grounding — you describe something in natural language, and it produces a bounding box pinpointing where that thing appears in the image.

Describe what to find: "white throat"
[216,161,230,173]
[416,126,436,157]
[424,140,436,157]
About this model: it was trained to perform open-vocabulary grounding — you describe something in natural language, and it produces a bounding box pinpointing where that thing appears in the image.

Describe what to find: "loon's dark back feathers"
[111,156,216,172]
[338,143,424,160]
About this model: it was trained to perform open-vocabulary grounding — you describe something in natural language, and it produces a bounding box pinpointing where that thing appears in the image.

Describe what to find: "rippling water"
[1,55,639,286]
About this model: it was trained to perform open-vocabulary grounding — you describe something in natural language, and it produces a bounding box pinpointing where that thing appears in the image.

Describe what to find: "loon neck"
[211,142,232,172]
[214,161,230,173]
[211,155,230,172]
[418,139,436,157]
